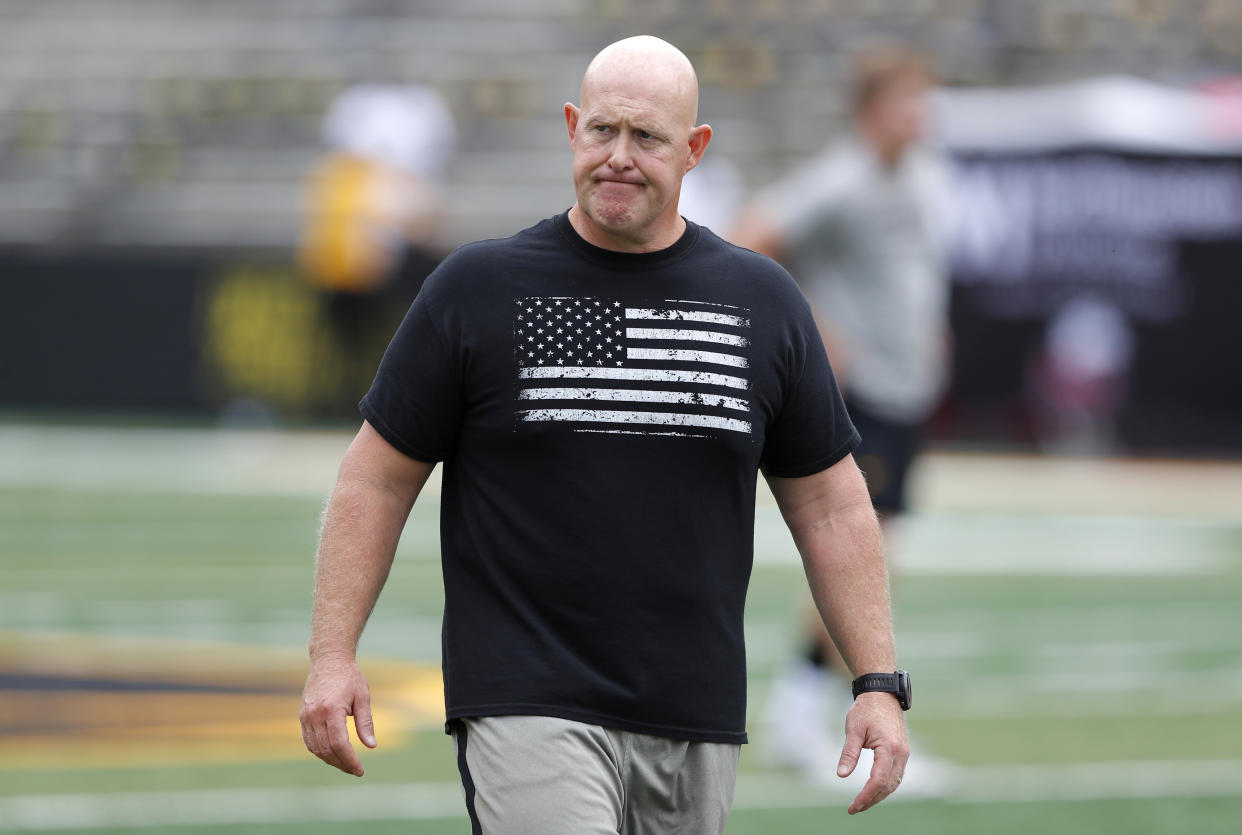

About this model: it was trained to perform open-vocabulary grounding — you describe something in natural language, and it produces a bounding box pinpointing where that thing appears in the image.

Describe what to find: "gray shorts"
[450,715,740,834]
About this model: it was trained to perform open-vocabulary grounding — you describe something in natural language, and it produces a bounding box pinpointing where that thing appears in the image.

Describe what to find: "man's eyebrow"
[627,119,671,138]
[582,110,671,140]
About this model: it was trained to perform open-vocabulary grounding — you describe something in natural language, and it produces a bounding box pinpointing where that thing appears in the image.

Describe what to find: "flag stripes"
[625,328,750,347]
[517,366,749,391]
[517,387,750,412]
[625,308,749,328]
[514,297,753,436]
[626,347,749,368]
[516,409,752,434]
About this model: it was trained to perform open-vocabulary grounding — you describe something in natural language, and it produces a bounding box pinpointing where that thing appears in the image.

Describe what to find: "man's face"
[566,71,705,251]
[864,76,929,154]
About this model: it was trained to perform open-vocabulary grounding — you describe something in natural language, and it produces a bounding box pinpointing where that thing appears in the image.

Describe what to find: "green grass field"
[2,423,1241,833]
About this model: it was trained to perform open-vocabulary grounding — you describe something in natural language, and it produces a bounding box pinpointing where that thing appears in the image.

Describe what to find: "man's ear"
[684,124,713,173]
[564,103,580,145]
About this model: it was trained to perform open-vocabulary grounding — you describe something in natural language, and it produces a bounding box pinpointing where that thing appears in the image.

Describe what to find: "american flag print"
[513,297,753,437]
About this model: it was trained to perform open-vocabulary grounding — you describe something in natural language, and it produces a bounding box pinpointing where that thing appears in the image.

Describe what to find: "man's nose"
[607,134,635,171]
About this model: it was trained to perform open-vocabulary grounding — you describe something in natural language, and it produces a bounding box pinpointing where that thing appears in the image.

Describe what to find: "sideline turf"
[2,443,1240,833]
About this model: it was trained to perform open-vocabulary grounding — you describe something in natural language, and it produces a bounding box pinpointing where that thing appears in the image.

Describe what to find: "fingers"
[300,668,373,777]
[837,729,863,778]
[300,701,366,776]
[354,692,377,749]
[838,694,909,814]
[326,707,366,776]
[847,744,903,815]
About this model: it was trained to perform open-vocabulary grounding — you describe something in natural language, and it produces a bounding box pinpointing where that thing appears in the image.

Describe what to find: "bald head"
[580,36,700,127]
[564,36,712,252]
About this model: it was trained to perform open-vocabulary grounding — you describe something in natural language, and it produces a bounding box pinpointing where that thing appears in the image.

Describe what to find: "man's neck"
[855,124,909,172]
[568,205,687,253]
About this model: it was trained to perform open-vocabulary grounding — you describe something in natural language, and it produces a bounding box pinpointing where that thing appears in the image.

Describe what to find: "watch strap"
[851,673,899,699]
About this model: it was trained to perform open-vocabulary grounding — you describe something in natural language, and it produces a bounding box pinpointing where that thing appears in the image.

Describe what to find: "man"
[731,46,953,789]
[300,36,910,832]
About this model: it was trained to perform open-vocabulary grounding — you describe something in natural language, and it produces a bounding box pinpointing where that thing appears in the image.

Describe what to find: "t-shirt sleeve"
[761,297,860,478]
[359,289,463,463]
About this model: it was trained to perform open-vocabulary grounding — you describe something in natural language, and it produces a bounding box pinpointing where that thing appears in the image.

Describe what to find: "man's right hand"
[299,655,377,777]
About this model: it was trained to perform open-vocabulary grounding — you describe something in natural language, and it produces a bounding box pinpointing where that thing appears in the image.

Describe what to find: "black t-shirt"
[361,212,858,743]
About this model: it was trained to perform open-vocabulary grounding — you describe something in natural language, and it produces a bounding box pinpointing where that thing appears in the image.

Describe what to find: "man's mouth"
[597,177,643,188]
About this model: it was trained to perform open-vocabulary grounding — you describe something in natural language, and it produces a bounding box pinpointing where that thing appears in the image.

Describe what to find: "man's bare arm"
[300,420,435,777]
[766,455,908,814]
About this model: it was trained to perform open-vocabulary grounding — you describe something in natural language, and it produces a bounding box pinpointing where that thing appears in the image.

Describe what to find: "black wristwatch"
[851,669,912,711]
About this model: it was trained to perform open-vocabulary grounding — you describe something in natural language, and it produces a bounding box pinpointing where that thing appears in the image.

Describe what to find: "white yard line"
[0,783,466,831]
[733,759,1242,808]
[911,451,1242,521]
[2,760,1241,830]
[5,424,1242,519]
[0,424,366,499]
[947,759,1242,804]
[754,511,1239,575]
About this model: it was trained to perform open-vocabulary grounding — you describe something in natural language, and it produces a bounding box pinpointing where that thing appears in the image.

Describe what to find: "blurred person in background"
[301,35,913,830]
[1028,295,1135,455]
[731,44,957,794]
[298,83,456,415]
[677,151,745,235]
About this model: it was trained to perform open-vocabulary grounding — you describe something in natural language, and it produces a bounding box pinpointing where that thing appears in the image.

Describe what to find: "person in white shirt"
[732,44,958,796]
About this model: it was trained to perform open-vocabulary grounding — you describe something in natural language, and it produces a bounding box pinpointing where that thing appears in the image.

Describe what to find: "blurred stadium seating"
[2,0,1242,250]
[2,0,1240,447]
